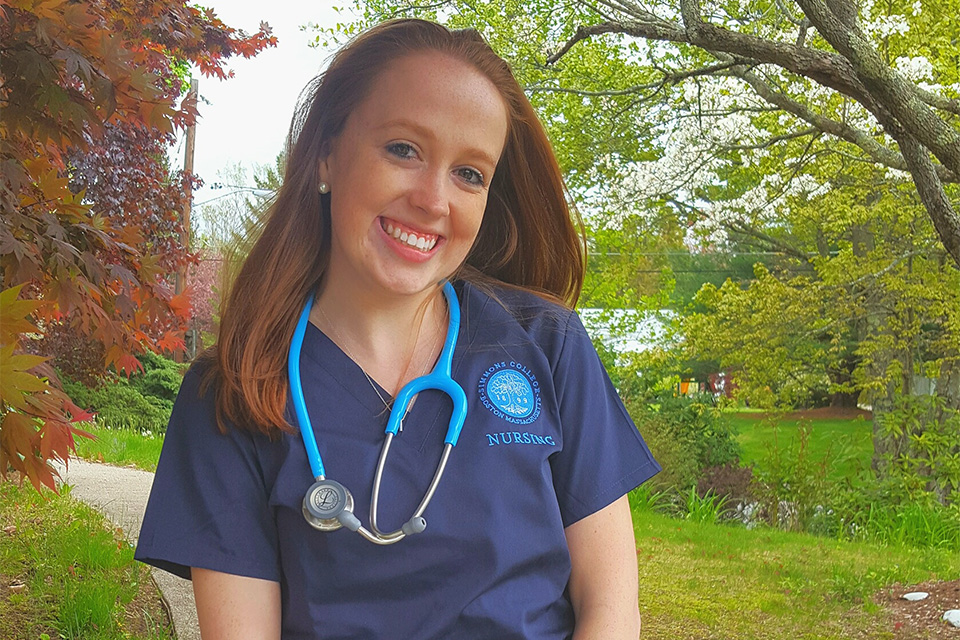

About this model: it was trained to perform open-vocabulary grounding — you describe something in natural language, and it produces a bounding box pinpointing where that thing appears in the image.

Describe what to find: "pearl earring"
[318,181,330,194]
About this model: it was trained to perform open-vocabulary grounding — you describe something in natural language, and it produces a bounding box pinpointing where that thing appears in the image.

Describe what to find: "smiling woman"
[134,18,660,640]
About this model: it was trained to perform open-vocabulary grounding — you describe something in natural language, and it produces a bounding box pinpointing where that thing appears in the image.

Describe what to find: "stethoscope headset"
[287,281,467,545]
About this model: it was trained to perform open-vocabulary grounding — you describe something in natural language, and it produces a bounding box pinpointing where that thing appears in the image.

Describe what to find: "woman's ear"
[317,142,332,187]
[317,157,330,188]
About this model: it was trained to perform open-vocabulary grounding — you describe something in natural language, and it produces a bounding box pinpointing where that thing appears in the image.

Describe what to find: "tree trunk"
[936,357,960,412]
[869,358,899,474]
[931,356,960,503]
[830,390,859,408]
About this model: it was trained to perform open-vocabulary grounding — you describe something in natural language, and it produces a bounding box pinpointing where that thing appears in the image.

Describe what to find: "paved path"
[58,459,200,640]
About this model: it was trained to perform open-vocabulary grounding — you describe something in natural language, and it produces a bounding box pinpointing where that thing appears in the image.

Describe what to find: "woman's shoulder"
[461,279,575,329]
[175,354,216,405]
[170,354,249,438]
[459,279,583,358]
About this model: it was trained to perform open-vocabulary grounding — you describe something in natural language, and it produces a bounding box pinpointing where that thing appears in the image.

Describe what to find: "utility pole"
[175,78,198,362]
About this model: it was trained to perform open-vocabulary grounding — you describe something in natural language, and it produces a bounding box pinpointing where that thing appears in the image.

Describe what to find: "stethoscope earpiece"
[288,282,468,545]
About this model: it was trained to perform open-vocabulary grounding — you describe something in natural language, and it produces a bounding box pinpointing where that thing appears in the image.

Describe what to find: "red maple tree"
[0,0,276,490]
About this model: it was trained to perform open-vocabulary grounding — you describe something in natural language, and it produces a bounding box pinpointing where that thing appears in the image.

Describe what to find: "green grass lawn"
[73,424,165,472]
[0,480,174,640]
[729,412,874,481]
[633,507,957,639]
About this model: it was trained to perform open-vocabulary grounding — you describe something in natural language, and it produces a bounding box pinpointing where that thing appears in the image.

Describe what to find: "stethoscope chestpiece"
[302,479,361,532]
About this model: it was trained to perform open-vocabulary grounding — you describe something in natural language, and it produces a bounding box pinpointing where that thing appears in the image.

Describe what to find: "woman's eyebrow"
[375,118,498,167]
[375,118,435,139]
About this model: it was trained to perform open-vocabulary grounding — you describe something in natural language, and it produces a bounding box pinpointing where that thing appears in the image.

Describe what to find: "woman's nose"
[408,169,450,218]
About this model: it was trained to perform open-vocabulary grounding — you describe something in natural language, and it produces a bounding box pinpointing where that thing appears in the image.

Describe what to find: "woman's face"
[318,51,509,301]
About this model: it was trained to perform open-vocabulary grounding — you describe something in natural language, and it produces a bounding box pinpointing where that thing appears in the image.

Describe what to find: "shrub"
[138,368,182,404]
[876,394,960,507]
[682,486,731,524]
[815,476,960,549]
[61,351,186,434]
[626,393,741,491]
[62,378,169,433]
[698,462,755,505]
[628,483,670,514]
[749,418,833,532]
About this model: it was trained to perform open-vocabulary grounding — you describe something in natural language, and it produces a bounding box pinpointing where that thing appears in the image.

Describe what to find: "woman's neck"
[310,281,448,396]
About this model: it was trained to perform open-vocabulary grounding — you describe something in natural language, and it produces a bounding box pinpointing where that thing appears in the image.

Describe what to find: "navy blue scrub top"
[135,281,660,639]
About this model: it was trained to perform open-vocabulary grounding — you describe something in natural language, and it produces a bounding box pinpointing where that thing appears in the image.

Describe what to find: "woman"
[136,18,659,639]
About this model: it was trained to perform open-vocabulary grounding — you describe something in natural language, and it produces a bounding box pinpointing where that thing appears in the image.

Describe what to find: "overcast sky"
[171,2,342,209]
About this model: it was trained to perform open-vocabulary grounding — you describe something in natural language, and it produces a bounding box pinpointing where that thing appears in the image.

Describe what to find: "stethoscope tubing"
[289,293,326,480]
[288,281,467,543]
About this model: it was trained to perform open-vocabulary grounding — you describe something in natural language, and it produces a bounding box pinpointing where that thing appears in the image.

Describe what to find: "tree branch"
[666,197,812,260]
[916,87,960,117]
[723,218,811,261]
[547,20,683,64]
[793,0,960,176]
[732,67,958,184]
[528,60,741,97]
[549,5,960,117]
[845,250,927,287]
[718,127,820,151]
[772,0,805,26]
[889,130,960,268]
[547,3,894,122]
[545,1,960,265]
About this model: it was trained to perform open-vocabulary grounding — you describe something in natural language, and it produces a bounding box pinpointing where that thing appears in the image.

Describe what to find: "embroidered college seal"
[478,361,541,425]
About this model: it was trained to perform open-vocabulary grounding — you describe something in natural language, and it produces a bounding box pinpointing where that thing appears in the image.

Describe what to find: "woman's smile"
[379,217,441,255]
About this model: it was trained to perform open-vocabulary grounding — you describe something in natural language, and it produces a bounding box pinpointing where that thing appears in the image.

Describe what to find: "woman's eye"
[457,167,485,187]
[386,142,417,159]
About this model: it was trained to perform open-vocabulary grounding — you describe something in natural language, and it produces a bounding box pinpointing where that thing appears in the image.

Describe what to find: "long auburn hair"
[205,19,585,435]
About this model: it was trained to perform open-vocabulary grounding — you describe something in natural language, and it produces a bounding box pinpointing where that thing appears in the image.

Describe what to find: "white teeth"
[381,219,437,252]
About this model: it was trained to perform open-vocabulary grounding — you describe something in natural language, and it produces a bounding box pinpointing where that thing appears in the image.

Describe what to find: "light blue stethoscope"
[287,281,468,545]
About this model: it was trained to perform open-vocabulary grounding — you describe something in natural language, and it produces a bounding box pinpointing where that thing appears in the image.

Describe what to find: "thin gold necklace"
[315,304,442,418]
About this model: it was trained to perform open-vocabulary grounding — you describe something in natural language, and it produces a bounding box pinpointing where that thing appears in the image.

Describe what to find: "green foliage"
[685,264,842,410]
[875,395,960,506]
[627,483,669,514]
[628,392,742,491]
[72,424,165,472]
[824,491,960,550]
[599,344,742,491]
[135,351,184,404]
[736,412,958,548]
[61,352,185,434]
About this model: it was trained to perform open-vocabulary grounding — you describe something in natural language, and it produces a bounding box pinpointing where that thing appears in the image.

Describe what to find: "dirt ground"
[875,580,960,639]
[738,407,874,420]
